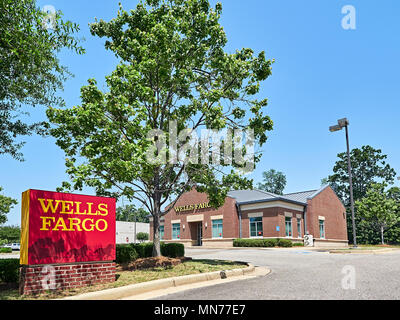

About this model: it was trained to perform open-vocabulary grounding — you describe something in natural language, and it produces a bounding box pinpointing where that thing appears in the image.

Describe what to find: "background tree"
[47,0,274,256]
[0,225,21,243]
[356,183,399,245]
[325,145,396,205]
[0,187,18,225]
[136,232,149,243]
[257,169,286,195]
[0,0,84,160]
[324,145,397,244]
[116,204,150,223]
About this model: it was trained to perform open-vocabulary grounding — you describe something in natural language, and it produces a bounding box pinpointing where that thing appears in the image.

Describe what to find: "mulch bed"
[117,256,191,271]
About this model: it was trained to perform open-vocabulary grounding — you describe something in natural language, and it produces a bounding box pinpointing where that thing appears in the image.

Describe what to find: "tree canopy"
[0,0,84,160]
[257,169,286,195]
[116,204,150,223]
[47,0,274,256]
[324,145,397,244]
[0,187,18,225]
[0,225,20,243]
[326,145,396,205]
[356,183,399,245]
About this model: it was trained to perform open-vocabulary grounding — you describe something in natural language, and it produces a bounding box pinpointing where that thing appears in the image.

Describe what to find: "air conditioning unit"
[304,234,314,247]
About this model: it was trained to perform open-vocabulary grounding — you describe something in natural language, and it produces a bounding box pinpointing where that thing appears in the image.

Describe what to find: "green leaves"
[257,169,287,195]
[356,183,400,244]
[48,0,274,234]
[326,145,397,244]
[327,145,396,206]
[0,187,18,225]
[0,0,84,160]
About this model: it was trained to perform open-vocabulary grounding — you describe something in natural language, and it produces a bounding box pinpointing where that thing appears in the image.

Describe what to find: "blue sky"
[2,0,400,226]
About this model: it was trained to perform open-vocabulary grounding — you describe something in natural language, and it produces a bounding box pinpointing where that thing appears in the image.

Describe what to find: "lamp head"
[329,125,342,132]
[338,118,349,127]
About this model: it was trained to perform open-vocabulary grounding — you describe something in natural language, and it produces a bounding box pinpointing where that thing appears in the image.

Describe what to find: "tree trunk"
[381,225,385,245]
[152,170,162,257]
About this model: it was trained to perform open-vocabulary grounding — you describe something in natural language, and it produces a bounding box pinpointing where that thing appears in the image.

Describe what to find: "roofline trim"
[237,197,307,207]
[306,185,331,200]
[284,189,318,196]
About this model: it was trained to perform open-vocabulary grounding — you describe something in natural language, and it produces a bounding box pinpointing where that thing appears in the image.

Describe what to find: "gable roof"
[227,189,279,203]
[228,185,332,206]
[282,190,318,203]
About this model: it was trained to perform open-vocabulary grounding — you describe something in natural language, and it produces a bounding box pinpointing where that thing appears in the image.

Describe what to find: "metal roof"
[282,190,318,203]
[227,189,278,203]
[228,185,330,206]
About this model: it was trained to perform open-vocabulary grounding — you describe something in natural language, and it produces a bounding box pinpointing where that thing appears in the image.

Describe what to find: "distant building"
[116,221,150,244]
[149,186,348,248]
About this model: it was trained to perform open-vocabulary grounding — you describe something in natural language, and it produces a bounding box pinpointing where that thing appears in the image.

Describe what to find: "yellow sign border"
[20,190,30,265]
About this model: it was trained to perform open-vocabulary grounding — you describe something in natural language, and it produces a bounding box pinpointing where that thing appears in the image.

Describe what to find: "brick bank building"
[150,185,348,248]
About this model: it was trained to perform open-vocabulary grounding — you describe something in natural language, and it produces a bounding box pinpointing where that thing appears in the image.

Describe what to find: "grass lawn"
[331,244,400,252]
[0,259,247,300]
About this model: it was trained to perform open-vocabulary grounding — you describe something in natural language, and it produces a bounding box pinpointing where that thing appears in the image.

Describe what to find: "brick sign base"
[19,261,116,295]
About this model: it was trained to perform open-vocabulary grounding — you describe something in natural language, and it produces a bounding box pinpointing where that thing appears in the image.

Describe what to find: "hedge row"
[233,238,294,248]
[0,243,185,283]
[0,247,12,253]
[116,242,185,264]
[0,259,20,283]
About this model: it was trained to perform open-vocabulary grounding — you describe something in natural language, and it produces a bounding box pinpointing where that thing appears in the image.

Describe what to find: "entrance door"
[197,222,203,246]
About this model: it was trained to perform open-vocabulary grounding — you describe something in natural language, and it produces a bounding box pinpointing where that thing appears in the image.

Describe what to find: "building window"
[160,225,164,240]
[172,223,180,240]
[250,217,263,237]
[319,220,325,239]
[285,217,292,237]
[297,219,302,238]
[212,219,223,238]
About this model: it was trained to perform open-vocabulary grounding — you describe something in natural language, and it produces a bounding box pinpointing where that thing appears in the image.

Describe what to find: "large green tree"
[0,0,84,160]
[356,183,399,245]
[326,145,396,205]
[47,0,274,256]
[325,145,397,244]
[116,204,150,223]
[257,169,286,195]
[0,225,20,243]
[0,187,18,225]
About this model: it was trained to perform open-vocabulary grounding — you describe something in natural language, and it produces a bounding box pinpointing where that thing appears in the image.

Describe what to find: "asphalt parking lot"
[153,247,400,300]
[3,248,400,300]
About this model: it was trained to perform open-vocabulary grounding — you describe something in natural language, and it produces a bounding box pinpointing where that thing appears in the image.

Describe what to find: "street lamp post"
[329,118,357,249]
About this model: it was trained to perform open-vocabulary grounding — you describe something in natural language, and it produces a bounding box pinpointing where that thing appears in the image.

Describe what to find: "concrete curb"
[186,246,345,251]
[61,264,256,300]
[329,248,400,254]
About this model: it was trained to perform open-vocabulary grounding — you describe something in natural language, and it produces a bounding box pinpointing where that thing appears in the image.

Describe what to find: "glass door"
[197,222,203,246]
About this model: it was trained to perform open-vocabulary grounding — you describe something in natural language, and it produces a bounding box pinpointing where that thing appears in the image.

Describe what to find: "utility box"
[304,234,314,247]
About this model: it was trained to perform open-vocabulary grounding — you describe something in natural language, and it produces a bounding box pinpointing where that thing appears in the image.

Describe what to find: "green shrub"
[234,238,294,247]
[292,242,304,247]
[0,259,20,283]
[130,243,144,258]
[263,239,278,247]
[277,238,293,247]
[131,242,185,258]
[116,244,138,264]
[233,239,269,247]
[130,242,154,258]
[136,232,149,242]
[0,247,12,253]
[161,243,185,258]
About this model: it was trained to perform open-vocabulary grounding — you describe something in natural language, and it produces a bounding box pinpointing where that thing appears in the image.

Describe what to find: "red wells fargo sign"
[20,190,116,265]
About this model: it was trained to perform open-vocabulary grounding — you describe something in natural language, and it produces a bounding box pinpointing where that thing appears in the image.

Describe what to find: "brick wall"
[307,186,348,241]
[241,207,304,239]
[19,261,116,295]
[150,188,239,242]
